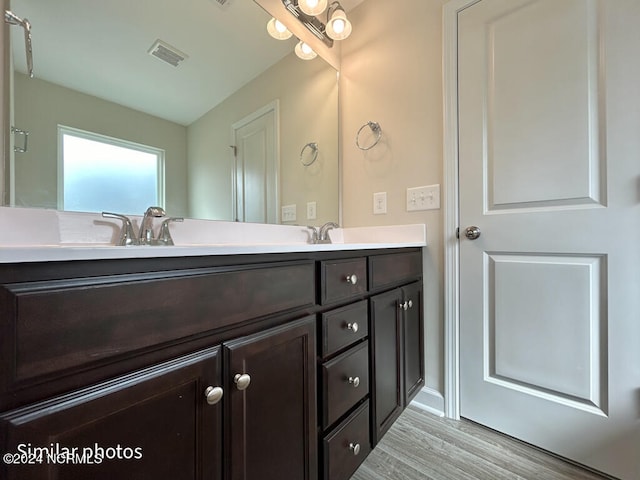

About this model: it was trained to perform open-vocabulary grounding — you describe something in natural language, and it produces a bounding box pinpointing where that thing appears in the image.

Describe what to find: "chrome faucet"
[102,207,182,246]
[102,212,139,246]
[139,206,166,244]
[318,222,339,244]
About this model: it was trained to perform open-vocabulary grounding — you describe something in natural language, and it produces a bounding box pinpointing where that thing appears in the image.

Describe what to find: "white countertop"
[0,208,426,263]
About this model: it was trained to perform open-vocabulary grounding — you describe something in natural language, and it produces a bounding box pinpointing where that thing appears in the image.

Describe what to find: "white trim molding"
[411,387,446,417]
[442,0,480,421]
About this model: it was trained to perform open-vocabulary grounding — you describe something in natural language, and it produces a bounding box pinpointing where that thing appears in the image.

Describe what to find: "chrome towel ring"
[356,121,382,150]
[300,142,319,166]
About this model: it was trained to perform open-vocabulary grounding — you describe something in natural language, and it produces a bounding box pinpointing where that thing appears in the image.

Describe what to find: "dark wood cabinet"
[0,247,423,480]
[0,347,223,480]
[370,281,424,444]
[224,317,317,480]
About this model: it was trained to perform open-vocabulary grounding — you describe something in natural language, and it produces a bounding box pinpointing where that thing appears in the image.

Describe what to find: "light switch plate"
[373,192,387,215]
[281,204,296,222]
[407,184,440,211]
[306,201,317,220]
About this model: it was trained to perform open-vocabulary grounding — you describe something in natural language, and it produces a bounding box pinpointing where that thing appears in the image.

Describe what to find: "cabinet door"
[0,347,222,480]
[369,289,403,445]
[224,316,317,480]
[402,282,424,405]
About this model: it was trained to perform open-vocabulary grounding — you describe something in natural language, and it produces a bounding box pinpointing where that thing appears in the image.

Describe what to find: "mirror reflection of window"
[58,126,165,215]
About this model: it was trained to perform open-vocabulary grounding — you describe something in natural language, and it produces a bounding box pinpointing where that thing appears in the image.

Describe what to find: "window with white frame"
[59,126,165,214]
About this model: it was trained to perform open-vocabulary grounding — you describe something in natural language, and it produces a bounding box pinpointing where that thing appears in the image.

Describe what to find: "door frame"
[231,100,280,223]
[442,0,480,420]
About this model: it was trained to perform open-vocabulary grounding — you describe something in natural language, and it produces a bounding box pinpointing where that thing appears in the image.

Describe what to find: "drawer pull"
[345,274,358,285]
[348,376,360,388]
[349,442,361,456]
[347,322,359,333]
[204,386,224,405]
[399,300,413,311]
[234,373,251,391]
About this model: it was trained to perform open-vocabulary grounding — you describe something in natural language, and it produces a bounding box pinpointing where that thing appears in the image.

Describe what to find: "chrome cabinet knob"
[465,226,481,240]
[349,443,361,456]
[347,322,359,333]
[204,386,223,405]
[345,274,358,285]
[348,376,360,388]
[234,373,251,391]
[399,300,414,311]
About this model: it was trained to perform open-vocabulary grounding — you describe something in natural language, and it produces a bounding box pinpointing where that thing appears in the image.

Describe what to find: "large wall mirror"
[6,0,340,225]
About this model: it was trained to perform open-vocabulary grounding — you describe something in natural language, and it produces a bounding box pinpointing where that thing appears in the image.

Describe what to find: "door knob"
[234,373,251,391]
[464,226,481,240]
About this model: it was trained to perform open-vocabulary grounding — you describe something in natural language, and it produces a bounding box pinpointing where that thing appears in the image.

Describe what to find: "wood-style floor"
[352,405,611,480]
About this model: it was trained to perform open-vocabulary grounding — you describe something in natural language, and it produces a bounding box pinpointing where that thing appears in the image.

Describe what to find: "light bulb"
[332,18,345,34]
[326,7,352,40]
[298,0,328,16]
[267,17,292,40]
[295,41,317,60]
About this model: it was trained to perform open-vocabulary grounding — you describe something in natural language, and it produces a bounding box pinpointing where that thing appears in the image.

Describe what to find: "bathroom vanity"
[0,239,424,480]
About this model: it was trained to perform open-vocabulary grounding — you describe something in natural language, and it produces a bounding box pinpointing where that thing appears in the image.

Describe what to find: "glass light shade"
[298,0,328,16]
[267,17,293,40]
[294,41,317,60]
[326,8,352,40]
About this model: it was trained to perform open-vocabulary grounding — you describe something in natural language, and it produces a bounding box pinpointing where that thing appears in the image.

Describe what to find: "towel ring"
[356,121,382,151]
[300,142,319,166]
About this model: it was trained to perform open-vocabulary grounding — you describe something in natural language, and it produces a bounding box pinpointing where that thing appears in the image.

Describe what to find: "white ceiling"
[10,0,365,126]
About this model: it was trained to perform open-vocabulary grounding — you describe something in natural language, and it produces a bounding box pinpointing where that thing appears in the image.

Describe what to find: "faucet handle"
[157,217,184,246]
[102,212,139,246]
[306,226,319,244]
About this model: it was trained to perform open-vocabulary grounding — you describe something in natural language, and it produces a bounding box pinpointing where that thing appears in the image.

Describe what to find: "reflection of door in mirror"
[233,102,278,224]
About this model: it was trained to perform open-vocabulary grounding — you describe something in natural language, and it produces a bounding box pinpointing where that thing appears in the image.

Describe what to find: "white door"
[233,102,279,224]
[458,1,640,478]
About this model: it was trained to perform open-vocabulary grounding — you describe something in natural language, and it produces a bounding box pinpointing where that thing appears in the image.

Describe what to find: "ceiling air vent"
[212,0,231,7]
[148,39,188,67]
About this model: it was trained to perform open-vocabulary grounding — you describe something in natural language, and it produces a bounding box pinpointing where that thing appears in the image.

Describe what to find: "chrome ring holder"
[356,121,382,151]
[300,142,319,166]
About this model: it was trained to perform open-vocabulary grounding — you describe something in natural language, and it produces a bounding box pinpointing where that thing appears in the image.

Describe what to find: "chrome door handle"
[464,226,481,240]
[347,322,359,333]
[349,442,361,455]
[348,376,360,388]
[345,274,358,285]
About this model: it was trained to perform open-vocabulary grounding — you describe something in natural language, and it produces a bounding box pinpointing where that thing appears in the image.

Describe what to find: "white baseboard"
[410,387,445,417]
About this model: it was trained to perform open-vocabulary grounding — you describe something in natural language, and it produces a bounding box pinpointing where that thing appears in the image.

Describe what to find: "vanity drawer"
[1,261,315,384]
[321,300,368,358]
[368,251,422,290]
[320,258,367,305]
[323,400,371,480]
[321,341,369,428]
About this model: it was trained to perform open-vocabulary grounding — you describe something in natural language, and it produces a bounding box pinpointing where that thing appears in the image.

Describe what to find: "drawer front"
[321,258,367,305]
[368,251,422,290]
[321,300,368,358]
[322,341,369,428]
[323,400,371,480]
[2,262,315,384]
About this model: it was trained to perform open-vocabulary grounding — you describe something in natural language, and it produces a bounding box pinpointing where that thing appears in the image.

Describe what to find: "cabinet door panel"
[369,290,402,445]
[225,316,317,480]
[402,282,424,404]
[0,347,222,480]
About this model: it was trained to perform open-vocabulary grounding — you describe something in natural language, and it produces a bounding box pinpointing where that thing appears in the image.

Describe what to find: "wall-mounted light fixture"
[266,0,352,60]
[294,40,318,60]
[325,2,352,40]
[267,17,293,40]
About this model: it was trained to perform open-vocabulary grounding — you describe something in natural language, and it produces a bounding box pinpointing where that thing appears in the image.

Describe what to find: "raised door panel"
[402,282,424,405]
[369,289,402,445]
[0,347,222,480]
[224,316,317,480]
